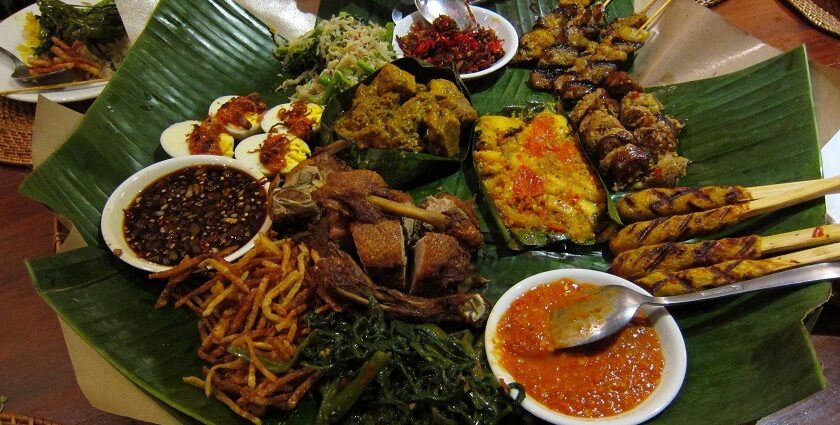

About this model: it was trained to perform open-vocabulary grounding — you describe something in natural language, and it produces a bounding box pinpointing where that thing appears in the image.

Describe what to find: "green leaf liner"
[319,57,474,186]
[19,0,830,423]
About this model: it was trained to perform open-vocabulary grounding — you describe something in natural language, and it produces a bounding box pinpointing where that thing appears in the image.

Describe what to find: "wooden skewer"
[761,224,840,254]
[366,195,448,229]
[744,174,840,217]
[640,0,673,30]
[772,241,840,265]
[747,177,835,200]
[0,77,109,96]
[639,0,659,15]
[601,0,613,9]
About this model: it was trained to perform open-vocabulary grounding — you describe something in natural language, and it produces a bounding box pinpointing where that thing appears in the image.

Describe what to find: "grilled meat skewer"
[610,224,840,280]
[609,174,840,253]
[636,241,840,296]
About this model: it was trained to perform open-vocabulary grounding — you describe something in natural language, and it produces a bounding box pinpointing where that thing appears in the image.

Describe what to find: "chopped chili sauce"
[123,165,267,266]
[512,165,545,198]
[258,133,294,174]
[214,92,267,129]
[188,117,226,155]
[813,226,824,238]
[277,101,316,139]
[495,279,664,418]
[397,15,504,74]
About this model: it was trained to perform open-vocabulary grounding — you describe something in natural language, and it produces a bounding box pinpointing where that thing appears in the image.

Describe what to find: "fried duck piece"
[636,257,793,296]
[410,233,473,296]
[308,250,490,326]
[609,235,762,280]
[617,185,752,222]
[350,220,407,290]
[311,169,412,223]
[418,194,483,248]
[609,204,751,254]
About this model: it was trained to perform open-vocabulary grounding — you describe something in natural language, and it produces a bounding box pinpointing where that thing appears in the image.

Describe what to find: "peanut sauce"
[495,279,664,418]
[123,165,267,266]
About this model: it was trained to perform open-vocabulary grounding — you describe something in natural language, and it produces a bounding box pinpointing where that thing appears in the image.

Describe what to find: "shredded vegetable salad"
[275,13,395,105]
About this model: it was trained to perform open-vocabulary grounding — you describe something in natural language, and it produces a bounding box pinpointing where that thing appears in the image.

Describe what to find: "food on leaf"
[275,12,396,104]
[397,15,505,74]
[159,119,234,157]
[617,185,752,222]
[208,93,267,139]
[234,131,311,177]
[474,109,607,246]
[333,63,476,157]
[261,101,324,138]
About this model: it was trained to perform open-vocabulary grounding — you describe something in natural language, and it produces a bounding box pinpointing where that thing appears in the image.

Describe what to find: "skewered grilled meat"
[610,235,762,280]
[636,257,793,296]
[530,67,565,91]
[602,70,643,99]
[617,185,751,222]
[570,88,619,126]
[307,250,490,326]
[609,204,750,254]
[538,43,580,68]
[350,220,407,289]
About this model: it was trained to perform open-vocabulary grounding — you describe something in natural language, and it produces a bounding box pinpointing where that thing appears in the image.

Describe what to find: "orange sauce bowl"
[484,269,687,425]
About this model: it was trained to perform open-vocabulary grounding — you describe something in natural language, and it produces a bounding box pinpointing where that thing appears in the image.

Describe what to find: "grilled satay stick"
[636,242,840,296]
[617,175,840,222]
[609,174,840,253]
[610,224,840,280]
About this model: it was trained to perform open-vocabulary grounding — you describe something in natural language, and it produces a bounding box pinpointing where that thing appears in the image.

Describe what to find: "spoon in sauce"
[548,262,840,349]
[414,0,478,28]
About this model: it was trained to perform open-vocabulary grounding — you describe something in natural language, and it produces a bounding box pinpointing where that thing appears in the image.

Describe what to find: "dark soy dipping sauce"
[123,165,267,266]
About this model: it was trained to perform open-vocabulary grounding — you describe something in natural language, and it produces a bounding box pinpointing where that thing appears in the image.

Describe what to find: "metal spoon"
[548,262,840,349]
[0,45,74,85]
[413,0,477,28]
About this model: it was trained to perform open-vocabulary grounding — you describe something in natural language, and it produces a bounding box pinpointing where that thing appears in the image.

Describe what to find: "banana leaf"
[319,57,473,186]
[20,0,830,424]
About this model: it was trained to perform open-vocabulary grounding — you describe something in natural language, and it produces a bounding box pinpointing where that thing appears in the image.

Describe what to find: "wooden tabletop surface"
[1,0,839,423]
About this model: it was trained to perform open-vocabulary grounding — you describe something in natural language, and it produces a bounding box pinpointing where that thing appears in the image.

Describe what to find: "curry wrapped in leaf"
[473,108,609,249]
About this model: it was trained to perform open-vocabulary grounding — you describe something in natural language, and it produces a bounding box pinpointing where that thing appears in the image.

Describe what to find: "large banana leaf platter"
[20,0,830,424]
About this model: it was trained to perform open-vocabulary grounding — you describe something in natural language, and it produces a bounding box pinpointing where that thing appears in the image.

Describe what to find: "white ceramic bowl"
[392,7,518,80]
[485,268,687,425]
[100,155,272,273]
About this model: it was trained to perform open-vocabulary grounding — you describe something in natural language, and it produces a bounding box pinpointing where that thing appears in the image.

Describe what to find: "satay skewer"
[640,0,673,31]
[636,241,840,296]
[610,224,840,280]
[610,174,840,253]
[617,175,840,222]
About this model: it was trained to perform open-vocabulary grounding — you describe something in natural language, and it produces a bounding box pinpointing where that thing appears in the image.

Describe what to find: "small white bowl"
[485,268,687,425]
[101,155,272,273]
[392,7,518,80]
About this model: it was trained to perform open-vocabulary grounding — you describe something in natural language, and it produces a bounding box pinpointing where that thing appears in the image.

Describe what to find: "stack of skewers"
[607,176,840,296]
[513,0,688,190]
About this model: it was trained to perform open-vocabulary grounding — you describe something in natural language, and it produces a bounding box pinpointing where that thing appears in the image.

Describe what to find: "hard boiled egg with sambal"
[260,101,323,140]
[208,93,267,139]
[234,131,311,177]
[160,118,234,158]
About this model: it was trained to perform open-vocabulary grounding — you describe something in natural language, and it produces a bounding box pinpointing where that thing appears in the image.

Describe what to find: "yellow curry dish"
[334,63,477,157]
[474,110,607,246]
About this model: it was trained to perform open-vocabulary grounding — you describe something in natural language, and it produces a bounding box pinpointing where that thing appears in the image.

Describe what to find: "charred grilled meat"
[609,204,751,254]
[636,257,793,296]
[609,235,762,280]
[617,185,752,222]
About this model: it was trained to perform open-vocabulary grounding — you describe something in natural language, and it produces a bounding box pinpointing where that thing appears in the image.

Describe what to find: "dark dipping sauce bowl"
[101,155,272,272]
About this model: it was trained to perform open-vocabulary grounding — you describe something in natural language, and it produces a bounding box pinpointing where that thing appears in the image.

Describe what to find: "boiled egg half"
[261,101,323,138]
[160,119,234,158]
[234,131,312,177]
[208,94,266,139]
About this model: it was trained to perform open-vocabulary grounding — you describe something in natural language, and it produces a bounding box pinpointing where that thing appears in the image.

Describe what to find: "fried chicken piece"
[351,220,407,290]
[419,194,483,248]
[311,169,412,223]
[410,233,473,296]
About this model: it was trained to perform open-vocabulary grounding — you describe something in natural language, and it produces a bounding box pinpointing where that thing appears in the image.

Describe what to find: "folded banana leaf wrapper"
[319,57,473,186]
[20,0,830,424]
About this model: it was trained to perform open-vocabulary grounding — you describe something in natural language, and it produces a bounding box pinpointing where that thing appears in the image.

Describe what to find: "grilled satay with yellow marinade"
[609,174,840,254]
[636,242,840,296]
[610,224,840,280]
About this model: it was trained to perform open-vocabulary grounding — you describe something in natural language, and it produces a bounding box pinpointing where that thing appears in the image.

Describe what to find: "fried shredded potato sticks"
[27,37,103,78]
[151,234,320,425]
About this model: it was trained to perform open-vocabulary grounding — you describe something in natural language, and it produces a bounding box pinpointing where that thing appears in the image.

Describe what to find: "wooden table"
[0,0,839,423]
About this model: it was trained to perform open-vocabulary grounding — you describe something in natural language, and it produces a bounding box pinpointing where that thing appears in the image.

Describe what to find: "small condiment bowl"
[484,269,687,425]
[392,7,518,80]
[100,155,273,273]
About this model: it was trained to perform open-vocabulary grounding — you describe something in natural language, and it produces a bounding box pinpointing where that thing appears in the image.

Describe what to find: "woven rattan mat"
[0,413,62,425]
[0,97,34,167]
[787,0,840,37]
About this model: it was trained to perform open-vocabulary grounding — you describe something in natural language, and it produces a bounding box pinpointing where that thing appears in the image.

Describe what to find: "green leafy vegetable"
[299,305,522,425]
[35,0,126,59]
